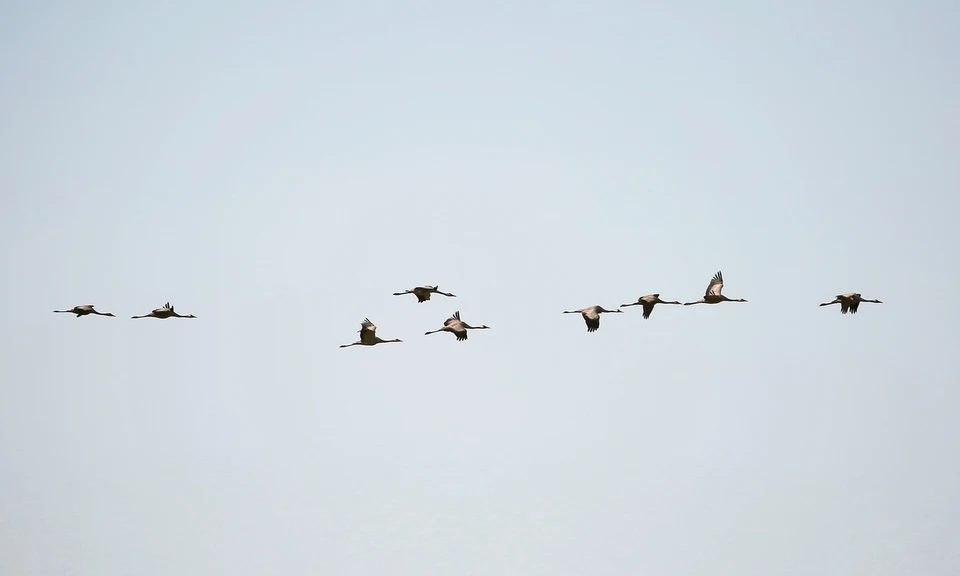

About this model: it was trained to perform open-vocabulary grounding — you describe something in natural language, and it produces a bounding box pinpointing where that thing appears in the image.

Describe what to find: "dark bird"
[53,304,115,318]
[131,302,197,319]
[819,293,882,315]
[392,285,456,303]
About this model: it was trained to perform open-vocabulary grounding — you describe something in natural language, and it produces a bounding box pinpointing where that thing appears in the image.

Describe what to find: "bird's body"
[131,302,197,319]
[424,311,490,341]
[621,294,682,319]
[393,285,456,303]
[53,304,115,318]
[340,318,402,347]
[563,305,623,332]
[684,271,748,306]
[819,292,882,314]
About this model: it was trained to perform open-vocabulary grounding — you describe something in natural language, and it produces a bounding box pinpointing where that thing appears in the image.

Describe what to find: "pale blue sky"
[2,1,959,575]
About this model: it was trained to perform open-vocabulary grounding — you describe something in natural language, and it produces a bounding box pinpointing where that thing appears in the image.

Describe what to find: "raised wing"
[706,271,724,297]
[358,318,378,343]
[444,311,462,326]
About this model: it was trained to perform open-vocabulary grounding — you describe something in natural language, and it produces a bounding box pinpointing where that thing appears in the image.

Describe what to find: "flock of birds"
[54,271,884,346]
[53,301,196,319]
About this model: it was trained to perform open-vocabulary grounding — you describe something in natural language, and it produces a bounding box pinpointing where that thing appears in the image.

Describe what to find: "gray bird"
[621,294,683,319]
[684,271,748,306]
[340,318,402,348]
[563,305,623,332]
[424,311,490,341]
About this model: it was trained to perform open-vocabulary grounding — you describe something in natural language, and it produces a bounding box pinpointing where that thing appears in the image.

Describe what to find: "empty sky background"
[2,1,958,575]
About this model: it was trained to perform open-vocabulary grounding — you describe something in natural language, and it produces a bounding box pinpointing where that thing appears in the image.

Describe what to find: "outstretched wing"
[582,308,600,332]
[584,315,600,332]
[642,302,655,319]
[706,271,724,297]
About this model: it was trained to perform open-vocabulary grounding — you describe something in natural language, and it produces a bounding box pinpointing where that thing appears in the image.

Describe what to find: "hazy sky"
[2,1,958,575]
